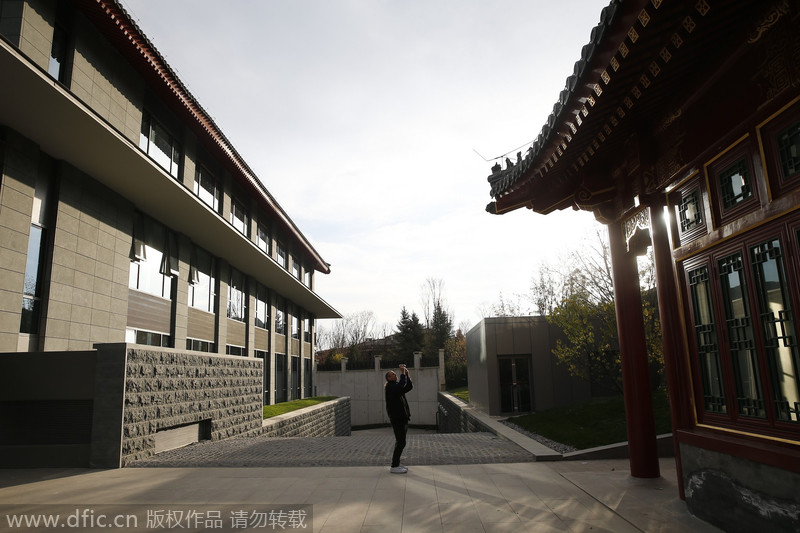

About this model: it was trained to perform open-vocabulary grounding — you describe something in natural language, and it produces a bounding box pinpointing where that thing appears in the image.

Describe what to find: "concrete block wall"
[315,366,440,427]
[437,392,493,434]
[121,346,263,465]
[262,397,350,438]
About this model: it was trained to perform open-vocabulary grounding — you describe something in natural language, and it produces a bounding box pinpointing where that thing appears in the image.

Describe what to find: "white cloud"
[122,0,607,329]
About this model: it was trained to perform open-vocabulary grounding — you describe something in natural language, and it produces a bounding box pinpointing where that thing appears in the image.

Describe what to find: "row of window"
[254,352,312,405]
[144,112,313,288]
[685,221,800,435]
[673,101,800,244]
[678,101,800,439]
[128,213,314,347]
[43,5,314,291]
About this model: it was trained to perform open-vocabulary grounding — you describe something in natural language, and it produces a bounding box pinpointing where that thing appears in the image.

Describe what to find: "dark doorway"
[499,356,533,413]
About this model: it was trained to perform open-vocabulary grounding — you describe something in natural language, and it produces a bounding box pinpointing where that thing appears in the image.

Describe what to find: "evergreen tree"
[394,307,423,360]
[425,301,453,358]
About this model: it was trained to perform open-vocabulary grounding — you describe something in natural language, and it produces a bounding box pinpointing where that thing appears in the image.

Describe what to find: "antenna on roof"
[473,140,534,163]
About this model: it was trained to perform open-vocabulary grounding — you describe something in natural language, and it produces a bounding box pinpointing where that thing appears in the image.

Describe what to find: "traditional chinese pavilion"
[485,1,800,530]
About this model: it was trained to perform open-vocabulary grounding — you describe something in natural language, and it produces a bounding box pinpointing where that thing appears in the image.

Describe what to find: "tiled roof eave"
[486,0,641,201]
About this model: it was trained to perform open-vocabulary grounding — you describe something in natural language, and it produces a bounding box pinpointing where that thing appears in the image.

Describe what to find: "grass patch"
[506,389,671,450]
[448,386,469,403]
[263,396,338,419]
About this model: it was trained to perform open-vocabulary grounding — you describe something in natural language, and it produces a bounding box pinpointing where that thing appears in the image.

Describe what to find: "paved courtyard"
[0,427,723,532]
[129,431,537,468]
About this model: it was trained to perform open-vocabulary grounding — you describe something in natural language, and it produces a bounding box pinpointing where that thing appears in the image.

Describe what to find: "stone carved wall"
[121,347,263,465]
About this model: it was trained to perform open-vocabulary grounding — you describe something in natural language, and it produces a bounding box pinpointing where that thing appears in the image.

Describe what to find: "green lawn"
[263,396,338,419]
[448,386,469,403]
[506,388,672,449]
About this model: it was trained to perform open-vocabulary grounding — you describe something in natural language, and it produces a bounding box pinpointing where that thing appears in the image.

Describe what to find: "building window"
[48,23,70,83]
[304,269,312,289]
[20,172,52,335]
[777,120,800,183]
[688,266,726,413]
[751,239,800,423]
[277,242,287,269]
[186,338,214,352]
[139,111,181,179]
[275,301,286,335]
[255,350,271,405]
[255,284,269,330]
[687,228,800,432]
[20,225,46,334]
[230,197,248,236]
[193,166,221,213]
[257,222,271,255]
[291,355,300,400]
[129,214,176,299]
[304,357,312,398]
[718,252,765,419]
[227,268,245,322]
[126,328,171,347]
[188,246,215,313]
[304,316,312,343]
[275,353,287,403]
[226,345,246,357]
[679,190,703,232]
[291,256,301,280]
[291,309,300,340]
[719,158,752,211]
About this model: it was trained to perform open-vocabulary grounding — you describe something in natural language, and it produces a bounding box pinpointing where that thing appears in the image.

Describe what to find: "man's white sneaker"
[390,466,408,474]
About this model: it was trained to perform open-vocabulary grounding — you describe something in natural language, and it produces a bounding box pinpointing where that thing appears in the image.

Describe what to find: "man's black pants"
[391,419,408,468]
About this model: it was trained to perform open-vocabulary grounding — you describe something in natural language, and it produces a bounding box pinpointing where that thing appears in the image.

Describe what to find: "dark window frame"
[682,217,800,439]
[759,98,800,198]
[139,111,182,179]
[705,139,761,228]
[193,165,221,213]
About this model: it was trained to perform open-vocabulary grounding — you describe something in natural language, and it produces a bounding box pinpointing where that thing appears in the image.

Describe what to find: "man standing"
[385,364,413,473]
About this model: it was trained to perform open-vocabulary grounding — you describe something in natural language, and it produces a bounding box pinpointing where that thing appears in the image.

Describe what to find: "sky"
[121,0,607,332]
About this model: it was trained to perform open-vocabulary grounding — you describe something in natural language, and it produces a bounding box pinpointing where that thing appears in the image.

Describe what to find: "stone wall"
[437,392,493,434]
[262,397,350,438]
[121,346,263,466]
[681,442,800,533]
[315,359,441,427]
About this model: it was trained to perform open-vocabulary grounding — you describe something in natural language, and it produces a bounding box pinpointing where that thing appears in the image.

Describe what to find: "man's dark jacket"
[385,374,413,422]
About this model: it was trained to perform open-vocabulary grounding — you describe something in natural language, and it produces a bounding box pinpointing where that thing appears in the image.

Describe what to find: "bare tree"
[419,277,447,327]
[489,292,531,317]
[316,310,377,354]
[348,310,376,346]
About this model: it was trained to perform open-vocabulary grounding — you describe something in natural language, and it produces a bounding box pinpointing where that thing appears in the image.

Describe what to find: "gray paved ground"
[129,431,537,468]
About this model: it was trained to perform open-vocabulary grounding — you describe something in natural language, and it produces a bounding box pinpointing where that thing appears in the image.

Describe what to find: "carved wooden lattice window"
[679,190,703,232]
[719,253,765,419]
[777,120,800,182]
[751,239,800,423]
[688,266,726,413]
[720,159,753,210]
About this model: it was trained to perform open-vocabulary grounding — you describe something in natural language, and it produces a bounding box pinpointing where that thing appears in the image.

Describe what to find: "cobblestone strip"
[129,432,536,468]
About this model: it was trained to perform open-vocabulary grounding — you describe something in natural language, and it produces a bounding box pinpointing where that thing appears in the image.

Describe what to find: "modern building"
[467,316,620,417]
[0,0,338,467]
[484,1,799,531]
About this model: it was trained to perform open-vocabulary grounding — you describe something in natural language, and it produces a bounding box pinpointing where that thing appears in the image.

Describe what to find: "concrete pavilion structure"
[485,1,800,531]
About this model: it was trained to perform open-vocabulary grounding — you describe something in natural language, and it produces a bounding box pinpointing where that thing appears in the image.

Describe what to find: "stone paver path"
[129,432,536,468]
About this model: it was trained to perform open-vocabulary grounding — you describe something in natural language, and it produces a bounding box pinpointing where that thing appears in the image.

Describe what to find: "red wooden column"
[608,218,660,478]
[649,200,693,498]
